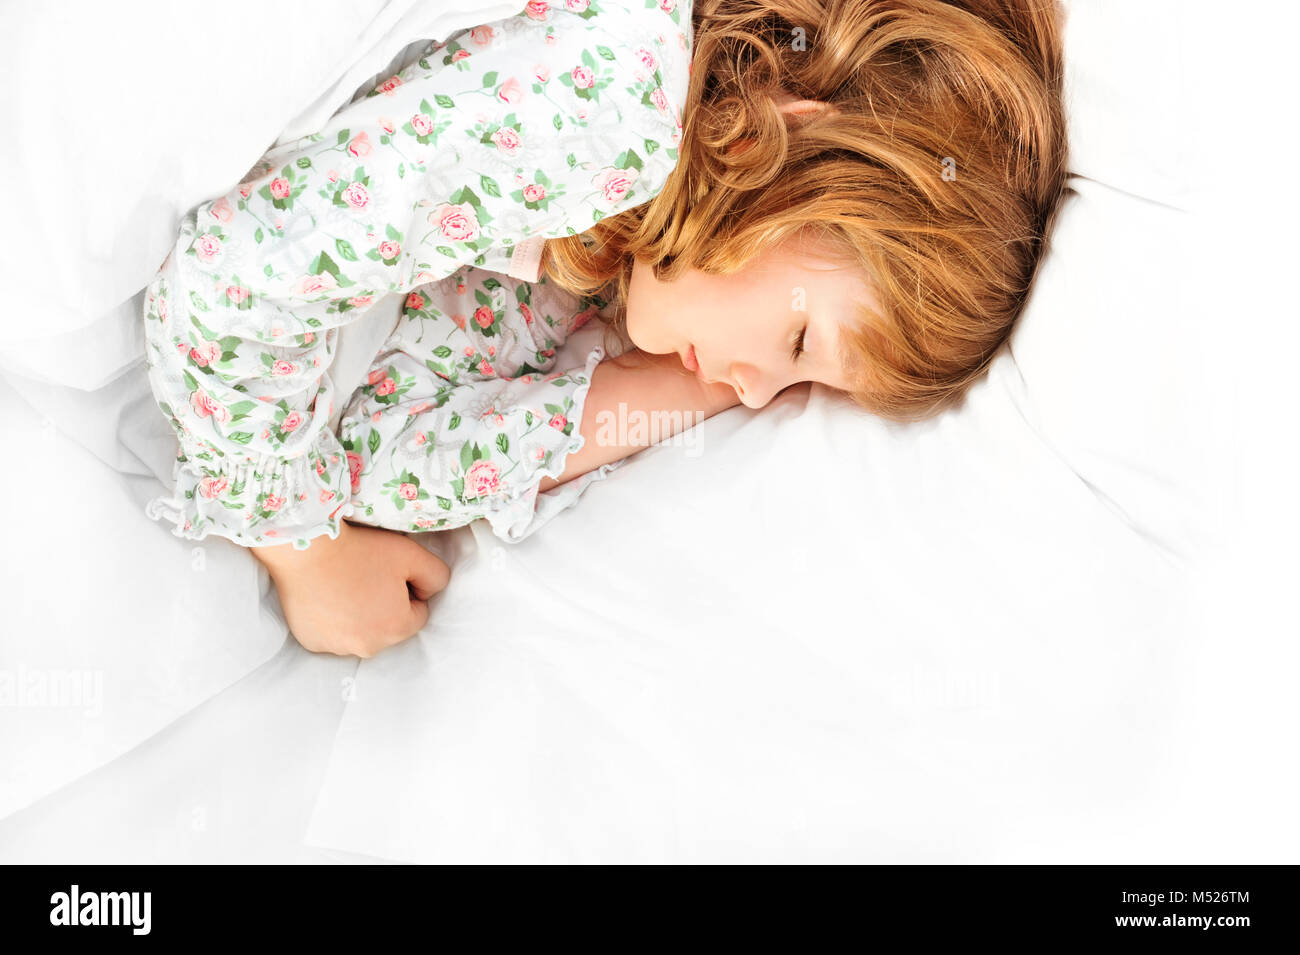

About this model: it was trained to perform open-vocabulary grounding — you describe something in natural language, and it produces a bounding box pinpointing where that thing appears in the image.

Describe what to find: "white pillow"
[1060,0,1199,209]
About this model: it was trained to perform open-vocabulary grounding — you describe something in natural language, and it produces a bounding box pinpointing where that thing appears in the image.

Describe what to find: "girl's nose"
[732,368,780,410]
[730,367,747,399]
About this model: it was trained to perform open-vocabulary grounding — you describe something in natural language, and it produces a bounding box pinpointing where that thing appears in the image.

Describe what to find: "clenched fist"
[252,520,451,658]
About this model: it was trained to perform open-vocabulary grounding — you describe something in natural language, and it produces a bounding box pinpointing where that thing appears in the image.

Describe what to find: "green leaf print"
[496,433,509,455]
[368,428,381,456]
[190,314,217,340]
[335,238,359,261]
[616,148,645,172]
[310,251,340,277]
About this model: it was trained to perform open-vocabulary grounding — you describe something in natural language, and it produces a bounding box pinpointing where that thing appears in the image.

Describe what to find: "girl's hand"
[251,520,451,658]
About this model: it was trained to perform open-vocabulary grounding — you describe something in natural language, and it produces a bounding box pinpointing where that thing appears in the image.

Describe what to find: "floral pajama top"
[338,263,622,543]
[142,0,694,550]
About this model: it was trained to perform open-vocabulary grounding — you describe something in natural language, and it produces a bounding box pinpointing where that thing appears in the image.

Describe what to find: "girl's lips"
[682,343,700,373]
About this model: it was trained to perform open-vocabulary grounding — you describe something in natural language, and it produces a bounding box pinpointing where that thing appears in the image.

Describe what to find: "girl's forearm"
[538,350,741,493]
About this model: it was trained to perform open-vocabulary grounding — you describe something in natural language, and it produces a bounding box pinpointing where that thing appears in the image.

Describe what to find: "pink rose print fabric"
[339,265,624,542]
[142,0,693,550]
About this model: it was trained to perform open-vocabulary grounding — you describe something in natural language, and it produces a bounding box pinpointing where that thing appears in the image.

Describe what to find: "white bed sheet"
[0,368,288,818]
[297,183,1218,863]
[0,641,367,863]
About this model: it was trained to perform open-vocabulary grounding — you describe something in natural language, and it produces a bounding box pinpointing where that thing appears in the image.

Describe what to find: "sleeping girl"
[141,0,1068,657]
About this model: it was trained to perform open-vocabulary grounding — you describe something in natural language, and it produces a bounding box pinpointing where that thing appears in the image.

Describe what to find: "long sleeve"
[142,0,692,549]
[340,266,624,543]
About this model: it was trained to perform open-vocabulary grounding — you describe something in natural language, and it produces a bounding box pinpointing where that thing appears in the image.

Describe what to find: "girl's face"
[625,230,874,409]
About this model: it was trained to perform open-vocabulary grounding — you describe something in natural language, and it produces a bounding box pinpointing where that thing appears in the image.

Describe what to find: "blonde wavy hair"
[539,0,1070,421]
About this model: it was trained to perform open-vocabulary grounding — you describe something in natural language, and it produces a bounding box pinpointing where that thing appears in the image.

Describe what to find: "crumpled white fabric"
[0,0,524,390]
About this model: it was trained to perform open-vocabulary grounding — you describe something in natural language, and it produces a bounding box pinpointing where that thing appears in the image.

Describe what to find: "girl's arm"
[333,268,720,544]
[538,352,741,494]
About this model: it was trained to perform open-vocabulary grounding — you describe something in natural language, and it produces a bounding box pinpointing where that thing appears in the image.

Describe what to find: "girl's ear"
[777,98,830,118]
[725,97,833,155]
[772,87,833,120]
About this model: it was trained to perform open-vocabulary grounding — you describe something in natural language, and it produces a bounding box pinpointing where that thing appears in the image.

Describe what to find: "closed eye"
[790,324,807,362]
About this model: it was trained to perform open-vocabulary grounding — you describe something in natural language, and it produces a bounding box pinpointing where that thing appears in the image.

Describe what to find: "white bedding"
[1,0,1296,862]
[0,0,525,389]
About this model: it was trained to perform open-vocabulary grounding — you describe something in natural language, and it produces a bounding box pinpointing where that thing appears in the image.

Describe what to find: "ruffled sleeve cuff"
[144,442,355,551]
[480,343,625,544]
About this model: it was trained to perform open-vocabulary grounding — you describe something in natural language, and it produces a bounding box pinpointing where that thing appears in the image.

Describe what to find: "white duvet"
[1,0,1296,862]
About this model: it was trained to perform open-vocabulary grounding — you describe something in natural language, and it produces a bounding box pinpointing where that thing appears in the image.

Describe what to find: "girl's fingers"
[405,596,432,636]
[405,543,451,601]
